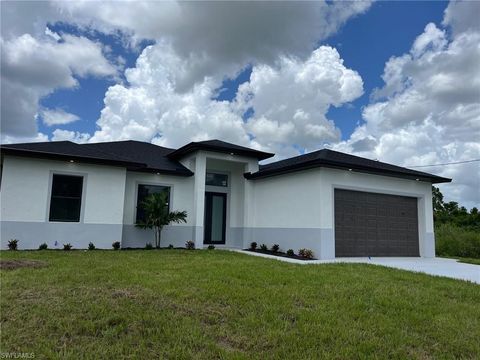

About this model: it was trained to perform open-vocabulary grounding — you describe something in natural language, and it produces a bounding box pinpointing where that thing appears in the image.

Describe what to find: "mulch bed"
[0,259,48,270]
[244,249,317,261]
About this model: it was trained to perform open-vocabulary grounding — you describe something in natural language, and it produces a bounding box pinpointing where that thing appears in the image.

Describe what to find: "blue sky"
[2,1,478,207]
[39,1,448,141]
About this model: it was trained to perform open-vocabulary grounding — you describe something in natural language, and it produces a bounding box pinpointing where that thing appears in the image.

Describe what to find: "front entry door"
[204,192,226,244]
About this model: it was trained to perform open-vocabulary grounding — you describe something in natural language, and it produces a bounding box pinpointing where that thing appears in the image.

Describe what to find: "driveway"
[330,257,480,284]
[235,250,480,284]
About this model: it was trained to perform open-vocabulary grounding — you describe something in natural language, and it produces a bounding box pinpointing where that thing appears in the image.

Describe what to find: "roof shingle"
[246,148,451,183]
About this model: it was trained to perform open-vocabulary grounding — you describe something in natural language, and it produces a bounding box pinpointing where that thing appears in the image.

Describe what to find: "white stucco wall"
[121,171,195,248]
[123,171,195,226]
[0,155,126,249]
[249,167,435,259]
[248,169,325,257]
[252,169,322,228]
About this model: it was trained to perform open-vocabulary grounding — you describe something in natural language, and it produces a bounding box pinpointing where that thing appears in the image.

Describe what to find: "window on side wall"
[49,174,84,222]
[136,184,171,223]
[205,172,228,187]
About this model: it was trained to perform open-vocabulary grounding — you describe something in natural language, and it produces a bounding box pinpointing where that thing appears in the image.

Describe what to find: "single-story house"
[0,139,450,258]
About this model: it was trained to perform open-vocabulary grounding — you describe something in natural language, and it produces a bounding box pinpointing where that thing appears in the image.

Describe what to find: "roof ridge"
[262,148,327,166]
[81,140,176,151]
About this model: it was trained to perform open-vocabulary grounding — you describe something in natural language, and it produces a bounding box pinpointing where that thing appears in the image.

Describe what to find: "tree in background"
[136,191,187,248]
[432,186,480,259]
[432,186,479,231]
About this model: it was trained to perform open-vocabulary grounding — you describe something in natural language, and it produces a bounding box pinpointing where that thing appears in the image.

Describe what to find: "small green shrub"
[271,244,280,253]
[168,244,174,249]
[207,245,215,250]
[63,243,72,251]
[250,242,257,250]
[38,243,48,250]
[185,240,195,250]
[260,244,268,251]
[112,241,121,250]
[286,249,295,256]
[145,243,154,250]
[435,223,480,258]
[8,239,18,251]
[88,242,96,250]
[298,248,314,259]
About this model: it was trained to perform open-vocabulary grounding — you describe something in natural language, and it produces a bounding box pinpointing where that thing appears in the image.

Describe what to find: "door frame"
[204,191,227,244]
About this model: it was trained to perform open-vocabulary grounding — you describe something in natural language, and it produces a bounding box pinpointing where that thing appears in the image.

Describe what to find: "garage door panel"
[335,189,419,257]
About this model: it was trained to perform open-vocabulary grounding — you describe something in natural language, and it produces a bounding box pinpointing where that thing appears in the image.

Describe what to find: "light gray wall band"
[1,221,122,249]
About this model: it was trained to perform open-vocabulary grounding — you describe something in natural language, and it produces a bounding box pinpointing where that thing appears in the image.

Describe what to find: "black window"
[49,174,83,222]
[136,184,170,223]
[206,172,228,187]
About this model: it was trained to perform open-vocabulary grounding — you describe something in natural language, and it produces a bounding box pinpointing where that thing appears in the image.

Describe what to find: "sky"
[1,1,479,209]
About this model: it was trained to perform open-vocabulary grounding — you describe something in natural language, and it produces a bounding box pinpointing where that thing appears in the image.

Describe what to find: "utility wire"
[408,159,480,168]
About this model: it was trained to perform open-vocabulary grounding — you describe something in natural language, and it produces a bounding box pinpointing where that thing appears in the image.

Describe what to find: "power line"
[408,159,480,168]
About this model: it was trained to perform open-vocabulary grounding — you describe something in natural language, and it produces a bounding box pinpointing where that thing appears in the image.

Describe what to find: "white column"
[192,152,206,248]
[419,189,435,258]
[242,160,259,248]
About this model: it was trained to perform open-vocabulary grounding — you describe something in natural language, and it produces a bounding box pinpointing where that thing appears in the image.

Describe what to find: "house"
[0,139,451,258]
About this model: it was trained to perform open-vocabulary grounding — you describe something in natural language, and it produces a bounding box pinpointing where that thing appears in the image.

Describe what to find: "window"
[49,174,83,222]
[206,172,228,187]
[136,184,170,223]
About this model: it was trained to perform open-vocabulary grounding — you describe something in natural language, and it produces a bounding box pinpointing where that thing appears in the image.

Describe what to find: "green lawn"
[454,257,480,265]
[1,250,479,359]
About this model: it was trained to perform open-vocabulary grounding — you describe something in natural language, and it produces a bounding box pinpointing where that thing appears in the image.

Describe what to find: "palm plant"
[136,191,187,249]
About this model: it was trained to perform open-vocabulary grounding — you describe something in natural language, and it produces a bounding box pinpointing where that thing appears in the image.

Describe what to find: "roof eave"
[1,148,146,168]
[2,147,195,176]
[245,161,451,183]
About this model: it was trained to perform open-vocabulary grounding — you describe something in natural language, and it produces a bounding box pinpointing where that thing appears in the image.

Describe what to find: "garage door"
[334,189,419,257]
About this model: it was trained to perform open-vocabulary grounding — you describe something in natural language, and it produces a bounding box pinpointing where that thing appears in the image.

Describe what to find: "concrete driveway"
[235,250,480,284]
[330,257,480,284]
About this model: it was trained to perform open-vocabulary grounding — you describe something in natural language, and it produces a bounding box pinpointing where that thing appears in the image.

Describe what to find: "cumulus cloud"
[333,1,480,208]
[57,1,371,88]
[51,129,91,143]
[1,0,371,144]
[237,47,363,157]
[41,108,80,126]
[90,43,363,159]
[1,33,118,138]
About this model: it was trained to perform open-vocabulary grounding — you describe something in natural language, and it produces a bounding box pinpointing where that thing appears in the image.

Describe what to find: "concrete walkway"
[233,250,480,284]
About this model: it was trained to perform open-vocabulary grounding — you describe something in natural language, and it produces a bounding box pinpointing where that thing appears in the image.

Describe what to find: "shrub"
[88,242,96,250]
[8,239,18,251]
[145,243,154,250]
[250,242,257,250]
[168,244,174,249]
[185,240,195,250]
[286,249,295,257]
[63,243,72,251]
[271,244,280,253]
[38,243,48,250]
[260,243,268,251]
[112,241,121,250]
[208,245,215,250]
[298,248,314,259]
[435,223,480,258]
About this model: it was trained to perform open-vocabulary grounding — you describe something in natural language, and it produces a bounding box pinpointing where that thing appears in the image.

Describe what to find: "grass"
[435,223,480,259]
[450,257,480,265]
[1,250,479,359]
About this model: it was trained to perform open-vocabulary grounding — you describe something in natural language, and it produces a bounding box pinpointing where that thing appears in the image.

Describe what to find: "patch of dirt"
[111,288,138,299]
[0,259,47,270]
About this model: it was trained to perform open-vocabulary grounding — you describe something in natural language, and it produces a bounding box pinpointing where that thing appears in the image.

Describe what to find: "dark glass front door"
[204,192,226,244]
